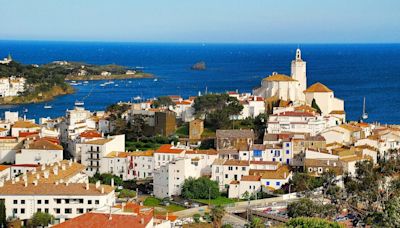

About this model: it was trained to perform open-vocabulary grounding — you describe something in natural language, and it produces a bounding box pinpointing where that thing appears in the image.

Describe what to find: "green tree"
[382,195,400,227]
[210,205,225,228]
[286,217,344,228]
[311,98,322,114]
[288,198,336,219]
[193,213,201,223]
[247,217,264,228]
[118,189,136,198]
[181,177,220,199]
[0,200,5,228]
[31,212,54,227]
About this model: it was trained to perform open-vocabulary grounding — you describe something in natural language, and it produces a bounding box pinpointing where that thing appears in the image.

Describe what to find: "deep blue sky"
[1,0,399,43]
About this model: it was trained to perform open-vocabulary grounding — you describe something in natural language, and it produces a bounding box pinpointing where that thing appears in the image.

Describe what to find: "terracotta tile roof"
[84,138,112,145]
[54,211,153,228]
[340,124,362,132]
[129,150,154,157]
[263,74,297,82]
[155,214,178,222]
[40,137,60,145]
[105,151,129,158]
[175,100,192,105]
[19,131,39,137]
[274,111,315,117]
[251,144,266,150]
[330,110,346,115]
[223,160,249,166]
[80,130,102,138]
[155,144,185,154]
[0,182,113,196]
[250,161,279,165]
[304,82,333,93]
[0,165,9,172]
[212,158,225,165]
[230,180,240,184]
[20,161,86,184]
[26,138,63,150]
[241,175,261,182]
[305,158,341,168]
[217,149,239,155]
[260,165,290,180]
[216,129,254,139]
[294,105,317,113]
[13,121,40,128]
[186,149,218,155]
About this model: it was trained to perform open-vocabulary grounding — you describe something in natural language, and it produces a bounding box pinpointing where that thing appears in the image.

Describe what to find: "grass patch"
[175,124,189,137]
[193,196,239,206]
[143,197,185,214]
[201,128,216,138]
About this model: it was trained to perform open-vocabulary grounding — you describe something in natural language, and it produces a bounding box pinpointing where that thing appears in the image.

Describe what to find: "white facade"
[0,77,26,97]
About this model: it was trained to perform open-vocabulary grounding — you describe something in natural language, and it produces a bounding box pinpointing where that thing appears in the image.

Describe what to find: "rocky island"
[191,61,206,70]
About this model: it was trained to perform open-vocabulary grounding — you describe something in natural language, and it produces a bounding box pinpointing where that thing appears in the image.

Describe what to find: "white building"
[253,49,306,102]
[11,120,40,137]
[0,77,26,97]
[0,136,23,163]
[78,135,125,176]
[304,82,345,117]
[15,138,64,165]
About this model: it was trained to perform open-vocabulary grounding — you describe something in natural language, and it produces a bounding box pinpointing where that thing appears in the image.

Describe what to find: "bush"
[31,212,54,227]
[182,177,220,199]
[286,217,344,228]
[118,189,136,198]
[193,213,201,223]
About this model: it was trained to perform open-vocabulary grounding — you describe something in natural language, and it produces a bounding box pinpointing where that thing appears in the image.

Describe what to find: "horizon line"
[0,39,399,45]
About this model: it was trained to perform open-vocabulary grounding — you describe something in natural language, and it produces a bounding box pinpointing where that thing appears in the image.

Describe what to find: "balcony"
[87,157,100,161]
[87,150,100,153]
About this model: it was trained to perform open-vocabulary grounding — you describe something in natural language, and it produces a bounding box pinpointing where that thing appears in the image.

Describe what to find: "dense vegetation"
[193,94,243,130]
[181,177,220,199]
[285,217,344,228]
[30,212,54,227]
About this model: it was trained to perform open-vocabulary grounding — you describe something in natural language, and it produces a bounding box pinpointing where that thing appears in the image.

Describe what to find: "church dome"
[263,73,297,82]
[304,82,333,93]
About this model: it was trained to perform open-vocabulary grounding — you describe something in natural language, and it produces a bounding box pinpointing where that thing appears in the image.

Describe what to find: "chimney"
[95,180,100,189]
[122,202,126,211]
[327,160,330,166]
[111,178,114,188]
[61,164,66,170]
[59,179,64,184]
[24,180,28,187]
[15,176,20,182]
[69,159,72,167]
[101,187,104,194]
[11,178,15,184]
[0,181,3,188]
[109,206,112,220]
[166,212,169,220]
[65,181,69,186]
[86,182,89,190]
[140,218,144,224]
[33,180,38,186]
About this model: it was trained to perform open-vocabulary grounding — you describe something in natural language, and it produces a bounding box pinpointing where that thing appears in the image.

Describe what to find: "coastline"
[0,85,75,105]
[65,72,154,81]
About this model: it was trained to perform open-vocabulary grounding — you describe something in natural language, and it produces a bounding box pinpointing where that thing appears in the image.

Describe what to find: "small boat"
[153,78,158,82]
[100,84,106,87]
[44,104,52,109]
[23,108,28,113]
[75,100,84,106]
[115,84,119,87]
[83,81,89,84]
[128,81,132,83]
[133,96,141,101]
[361,97,368,120]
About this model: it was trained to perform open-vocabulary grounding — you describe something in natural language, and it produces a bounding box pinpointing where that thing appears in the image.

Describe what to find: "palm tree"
[210,205,225,228]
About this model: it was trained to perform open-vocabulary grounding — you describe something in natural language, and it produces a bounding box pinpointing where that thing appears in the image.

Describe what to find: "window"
[56,199,61,204]
[242,167,246,171]
[13,209,17,214]
[228,166,233,171]
[272,158,275,162]
[37,208,42,212]
[88,200,92,204]
[266,181,270,186]
[37,200,42,204]
[225,174,228,179]
[45,200,49,204]
[95,200,99,204]
[65,208,72,214]
[253,150,262,157]
[21,200,25,204]
[65,199,70,204]
[55,208,61,214]
[286,159,290,164]
[79,199,84,203]
[45,208,49,213]
[286,143,290,147]
[77,208,84,214]
[276,182,281,186]
[13,200,17,204]
[286,150,290,154]
[21,208,25,214]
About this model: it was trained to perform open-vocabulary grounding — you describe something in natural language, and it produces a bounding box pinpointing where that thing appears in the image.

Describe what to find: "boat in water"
[133,96,141,101]
[75,100,84,106]
[361,97,368,120]
[44,104,52,109]
[154,78,158,82]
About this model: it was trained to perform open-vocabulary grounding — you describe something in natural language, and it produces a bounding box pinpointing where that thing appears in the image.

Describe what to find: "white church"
[253,48,344,116]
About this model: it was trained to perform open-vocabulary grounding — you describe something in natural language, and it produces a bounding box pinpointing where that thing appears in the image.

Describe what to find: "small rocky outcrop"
[191,61,206,71]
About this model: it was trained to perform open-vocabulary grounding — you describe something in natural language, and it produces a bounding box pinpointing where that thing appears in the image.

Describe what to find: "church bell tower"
[291,48,307,101]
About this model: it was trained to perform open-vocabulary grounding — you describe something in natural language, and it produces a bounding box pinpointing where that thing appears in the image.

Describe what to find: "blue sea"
[0,41,399,124]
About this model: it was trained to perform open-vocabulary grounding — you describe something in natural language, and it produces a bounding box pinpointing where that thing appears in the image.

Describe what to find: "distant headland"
[0,56,153,104]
